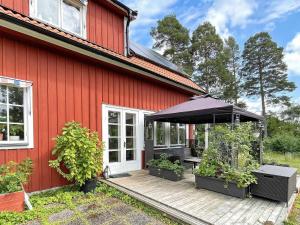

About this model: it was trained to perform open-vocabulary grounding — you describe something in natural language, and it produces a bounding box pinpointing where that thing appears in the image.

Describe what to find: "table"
[184,157,201,172]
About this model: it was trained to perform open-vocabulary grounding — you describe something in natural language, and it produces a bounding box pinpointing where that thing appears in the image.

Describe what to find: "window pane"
[156,122,165,145]
[9,124,24,141]
[108,111,120,124]
[126,150,135,161]
[0,124,7,141]
[144,121,153,140]
[109,151,120,163]
[8,87,23,105]
[62,0,81,35]
[0,85,7,103]
[126,113,135,125]
[9,106,24,123]
[170,123,178,144]
[109,125,119,137]
[126,126,134,137]
[108,138,120,150]
[0,105,7,123]
[179,126,186,144]
[126,138,135,149]
[37,0,59,26]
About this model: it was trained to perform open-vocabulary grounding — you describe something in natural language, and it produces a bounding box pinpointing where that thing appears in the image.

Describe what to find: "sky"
[120,0,300,114]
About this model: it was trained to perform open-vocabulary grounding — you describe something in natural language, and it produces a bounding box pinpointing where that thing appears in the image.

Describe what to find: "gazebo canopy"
[146,95,264,124]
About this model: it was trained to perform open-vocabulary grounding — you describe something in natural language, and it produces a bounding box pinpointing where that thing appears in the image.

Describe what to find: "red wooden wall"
[0,0,125,54]
[0,33,191,192]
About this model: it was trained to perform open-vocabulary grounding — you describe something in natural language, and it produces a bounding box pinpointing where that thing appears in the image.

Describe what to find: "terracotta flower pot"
[0,191,25,212]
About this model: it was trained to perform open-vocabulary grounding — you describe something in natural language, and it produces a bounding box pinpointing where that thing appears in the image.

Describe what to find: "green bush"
[49,121,104,186]
[0,158,33,194]
[265,132,300,153]
[147,153,184,176]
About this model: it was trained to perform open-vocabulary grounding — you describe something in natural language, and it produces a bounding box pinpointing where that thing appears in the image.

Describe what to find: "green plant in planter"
[49,121,104,187]
[147,153,184,176]
[0,158,33,194]
[194,123,259,189]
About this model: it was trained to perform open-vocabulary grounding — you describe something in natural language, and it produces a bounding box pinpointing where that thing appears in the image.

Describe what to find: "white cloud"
[243,97,287,115]
[121,0,177,44]
[205,0,257,38]
[260,0,300,23]
[284,33,300,76]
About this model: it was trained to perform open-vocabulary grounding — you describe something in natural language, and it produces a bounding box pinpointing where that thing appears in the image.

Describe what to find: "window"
[170,123,186,145]
[108,111,121,163]
[178,124,186,144]
[31,0,87,38]
[155,122,166,146]
[0,81,33,148]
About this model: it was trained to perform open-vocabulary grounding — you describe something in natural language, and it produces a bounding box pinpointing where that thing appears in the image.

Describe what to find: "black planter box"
[149,166,183,181]
[195,175,248,199]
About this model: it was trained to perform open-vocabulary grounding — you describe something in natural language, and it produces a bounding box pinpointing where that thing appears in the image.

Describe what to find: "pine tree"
[191,22,229,96]
[150,15,193,75]
[242,32,296,135]
[224,36,243,105]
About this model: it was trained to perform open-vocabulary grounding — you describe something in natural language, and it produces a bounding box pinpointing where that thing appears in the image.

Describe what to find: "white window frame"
[0,78,34,150]
[30,0,87,39]
[154,122,186,148]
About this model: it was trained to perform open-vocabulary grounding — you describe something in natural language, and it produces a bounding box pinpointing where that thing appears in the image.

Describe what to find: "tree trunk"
[259,64,268,137]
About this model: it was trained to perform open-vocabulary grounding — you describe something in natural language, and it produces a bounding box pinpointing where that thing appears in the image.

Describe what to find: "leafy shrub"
[49,121,104,186]
[194,123,259,188]
[265,132,300,153]
[147,153,184,176]
[0,158,33,194]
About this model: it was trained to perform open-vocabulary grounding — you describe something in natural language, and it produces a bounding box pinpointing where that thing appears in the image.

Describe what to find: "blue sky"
[121,0,300,113]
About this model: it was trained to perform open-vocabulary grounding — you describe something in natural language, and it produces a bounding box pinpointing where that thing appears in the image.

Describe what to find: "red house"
[0,0,204,192]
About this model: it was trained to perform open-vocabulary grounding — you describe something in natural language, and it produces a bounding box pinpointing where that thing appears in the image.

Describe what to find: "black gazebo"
[145,95,264,166]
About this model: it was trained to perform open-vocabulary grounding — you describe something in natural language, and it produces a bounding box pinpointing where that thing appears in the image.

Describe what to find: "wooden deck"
[104,170,300,225]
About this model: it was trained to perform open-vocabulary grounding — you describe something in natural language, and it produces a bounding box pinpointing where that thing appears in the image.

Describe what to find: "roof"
[0,4,204,94]
[129,41,189,77]
[146,95,264,124]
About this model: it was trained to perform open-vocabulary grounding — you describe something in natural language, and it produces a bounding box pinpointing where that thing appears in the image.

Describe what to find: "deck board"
[105,170,298,225]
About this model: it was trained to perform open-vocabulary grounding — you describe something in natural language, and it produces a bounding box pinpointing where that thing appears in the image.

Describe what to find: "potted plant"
[49,122,103,193]
[194,123,259,199]
[0,158,33,212]
[147,153,184,181]
[9,126,20,141]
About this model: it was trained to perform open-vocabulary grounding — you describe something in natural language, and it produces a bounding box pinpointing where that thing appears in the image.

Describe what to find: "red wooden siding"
[0,0,29,15]
[0,0,125,55]
[0,33,191,192]
[87,0,125,54]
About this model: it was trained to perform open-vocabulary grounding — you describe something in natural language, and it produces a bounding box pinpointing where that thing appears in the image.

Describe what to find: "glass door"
[104,106,139,175]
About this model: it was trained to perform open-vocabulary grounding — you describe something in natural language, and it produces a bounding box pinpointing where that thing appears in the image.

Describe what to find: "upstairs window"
[30,0,87,38]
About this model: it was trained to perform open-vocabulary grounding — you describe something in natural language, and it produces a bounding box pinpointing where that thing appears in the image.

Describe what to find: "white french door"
[103,105,140,175]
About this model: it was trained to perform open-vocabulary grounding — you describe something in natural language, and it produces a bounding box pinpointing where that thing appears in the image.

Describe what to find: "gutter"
[0,10,203,95]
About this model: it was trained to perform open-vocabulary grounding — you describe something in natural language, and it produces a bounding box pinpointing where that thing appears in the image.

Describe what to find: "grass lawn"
[0,182,182,225]
[285,194,300,225]
[264,151,300,172]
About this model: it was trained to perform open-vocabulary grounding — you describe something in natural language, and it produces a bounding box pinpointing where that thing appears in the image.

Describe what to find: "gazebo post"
[259,121,264,165]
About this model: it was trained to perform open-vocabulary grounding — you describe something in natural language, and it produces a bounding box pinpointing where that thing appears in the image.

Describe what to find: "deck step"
[101,179,210,225]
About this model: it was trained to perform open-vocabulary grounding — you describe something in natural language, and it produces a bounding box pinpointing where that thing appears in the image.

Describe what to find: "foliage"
[264,133,300,153]
[194,123,259,188]
[223,36,244,105]
[0,158,33,194]
[267,115,300,137]
[281,103,300,123]
[0,184,179,225]
[151,15,193,75]
[284,192,300,225]
[49,121,103,187]
[147,153,184,176]
[242,32,296,135]
[191,22,229,96]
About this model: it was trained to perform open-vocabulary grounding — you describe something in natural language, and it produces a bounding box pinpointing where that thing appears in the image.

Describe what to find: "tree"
[191,22,229,96]
[242,32,296,136]
[281,104,300,123]
[223,36,243,105]
[150,15,193,75]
